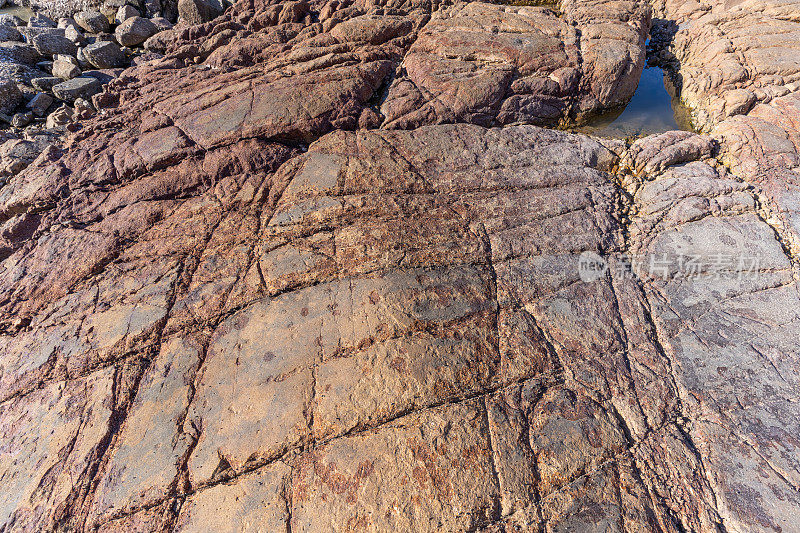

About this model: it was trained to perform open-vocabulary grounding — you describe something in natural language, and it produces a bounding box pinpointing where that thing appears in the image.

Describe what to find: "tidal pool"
[575,63,693,139]
[0,4,33,21]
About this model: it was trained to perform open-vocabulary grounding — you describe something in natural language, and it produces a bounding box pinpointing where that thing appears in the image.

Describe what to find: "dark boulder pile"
[0,0,798,531]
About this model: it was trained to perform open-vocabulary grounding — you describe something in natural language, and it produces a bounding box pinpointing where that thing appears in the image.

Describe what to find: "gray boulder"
[32,32,78,57]
[52,76,100,102]
[26,91,53,116]
[82,41,125,69]
[0,79,22,115]
[0,25,22,42]
[0,15,24,27]
[0,43,39,65]
[27,14,57,28]
[74,11,110,34]
[115,5,139,24]
[114,16,157,47]
[178,0,224,24]
[31,76,60,91]
[52,58,81,79]
[150,17,172,31]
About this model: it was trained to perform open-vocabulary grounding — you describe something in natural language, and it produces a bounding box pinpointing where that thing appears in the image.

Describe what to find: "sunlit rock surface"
[0,0,798,531]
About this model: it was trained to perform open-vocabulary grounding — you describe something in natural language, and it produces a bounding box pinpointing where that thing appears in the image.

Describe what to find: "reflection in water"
[575,64,693,139]
[0,5,34,21]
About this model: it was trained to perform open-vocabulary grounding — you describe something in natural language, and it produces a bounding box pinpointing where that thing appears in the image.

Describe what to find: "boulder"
[52,58,81,79]
[26,91,53,116]
[74,10,110,34]
[51,75,100,102]
[114,16,158,47]
[31,76,60,91]
[178,0,224,24]
[0,24,23,41]
[82,41,125,69]
[0,79,22,115]
[0,14,24,27]
[115,5,139,24]
[32,32,78,57]
[27,14,57,28]
[150,17,172,31]
[64,24,84,43]
[0,42,39,65]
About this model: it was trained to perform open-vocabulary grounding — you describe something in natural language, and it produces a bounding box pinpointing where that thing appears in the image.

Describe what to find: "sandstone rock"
[52,75,100,102]
[0,79,22,115]
[114,16,158,46]
[83,40,125,68]
[0,1,798,532]
[74,10,110,33]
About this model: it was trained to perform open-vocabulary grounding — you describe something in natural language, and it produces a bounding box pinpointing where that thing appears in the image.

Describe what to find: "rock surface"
[0,0,798,532]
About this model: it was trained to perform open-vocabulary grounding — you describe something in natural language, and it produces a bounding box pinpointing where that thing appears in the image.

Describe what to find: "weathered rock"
[0,79,22,115]
[32,30,79,56]
[0,1,798,532]
[0,23,23,41]
[27,91,53,116]
[178,0,224,24]
[28,13,57,28]
[83,40,124,68]
[52,75,100,102]
[115,4,139,23]
[0,42,40,65]
[52,57,82,78]
[11,111,32,127]
[31,75,61,91]
[114,16,158,46]
[74,9,110,33]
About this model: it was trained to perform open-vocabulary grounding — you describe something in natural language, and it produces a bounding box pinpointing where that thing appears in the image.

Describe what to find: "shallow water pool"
[0,4,33,21]
[575,63,693,139]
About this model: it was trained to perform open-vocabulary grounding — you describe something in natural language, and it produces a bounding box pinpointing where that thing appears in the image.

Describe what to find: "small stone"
[150,17,172,31]
[0,42,40,65]
[31,76,60,92]
[26,92,53,117]
[83,41,125,69]
[52,59,81,79]
[73,97,94,119]
[32,31,78,57]
[115,5,139,24]
[0,79,22,115]
[74,10,110,34]
[27,13,57,28]
[178,0,224,25]
[11,111,32,128]
[115,16,158,47]
[45,103,72,128]
[52,76,101,102]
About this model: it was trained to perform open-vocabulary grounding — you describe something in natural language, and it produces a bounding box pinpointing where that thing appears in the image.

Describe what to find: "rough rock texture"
[655,0,800,258]
[0,0,798,532]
